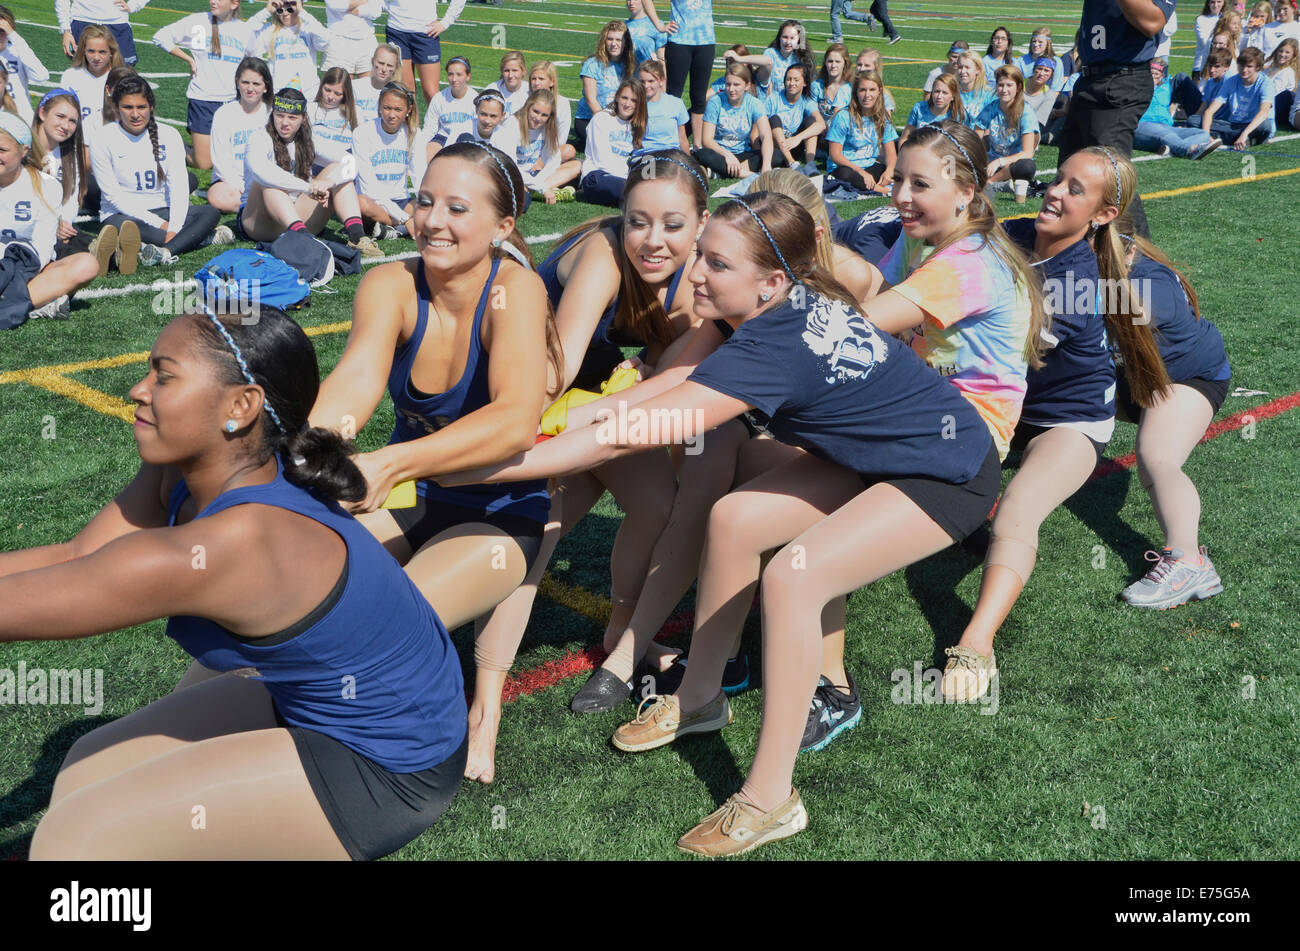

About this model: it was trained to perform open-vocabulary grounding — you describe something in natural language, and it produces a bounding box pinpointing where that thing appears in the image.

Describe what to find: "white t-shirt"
[487,79,530,116]
[88,120,190,230]
[384,0,466,34]
[41,145,83,224]
[324,0,384,40]
[210,100,268,191]
[491,118,559,188]
[0,168,64,268]
[249,9,330,100]
[56,0,151,32]
[580,111,635,180]
[241,126,315,205]
[153,13,256,102]
[309,102,356,166]
[60,65,108,130]
[0,32,49,123]
[421,85,479,144]
[352,116,421,223]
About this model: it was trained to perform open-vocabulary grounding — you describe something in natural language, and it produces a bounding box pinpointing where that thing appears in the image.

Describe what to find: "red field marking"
[497,390,1300,704]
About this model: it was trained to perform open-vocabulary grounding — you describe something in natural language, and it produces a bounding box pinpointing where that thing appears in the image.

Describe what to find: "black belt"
[1080,62,1147,80]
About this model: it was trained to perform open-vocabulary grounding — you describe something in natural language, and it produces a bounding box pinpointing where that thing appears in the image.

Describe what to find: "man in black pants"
[1060,0,1177,238]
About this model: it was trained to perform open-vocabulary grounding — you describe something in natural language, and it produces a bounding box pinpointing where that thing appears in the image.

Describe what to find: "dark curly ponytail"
[189,305,367,503]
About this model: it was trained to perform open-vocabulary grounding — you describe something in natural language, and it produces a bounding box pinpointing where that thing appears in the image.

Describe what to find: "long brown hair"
[553,150,709,351]
[1083,147,1172,406]
[268,88,314,180]
[848,71,888,137]
[902,122,1047,367]
[930,72,966,124]
[608,78,647,149]
[993,64,1025,128]
[517,88,558,155]
[34,92,89,206]
[317,67,358,129]
[594,20,635,74]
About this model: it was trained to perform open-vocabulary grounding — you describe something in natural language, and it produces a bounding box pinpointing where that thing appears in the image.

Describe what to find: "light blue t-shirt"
[983,53,1010,85]
[763,46,800,93]
[766,89,817,134]
[906,100,954,129]
[643,93,690,150]
[704,92,766,153]
[667,0,715,46]
[810,79,851,120]
[577,57,626,120]
[975,100,1039,157]
[626,15,668,65]
[826,109,899,170]
[1140,79,1174,126]
[1015,53,1065,91]
[1213,73,1276,124]
[960,87,995,120]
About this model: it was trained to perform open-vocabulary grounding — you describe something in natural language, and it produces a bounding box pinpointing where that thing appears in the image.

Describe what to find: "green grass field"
[1,1,1298,861]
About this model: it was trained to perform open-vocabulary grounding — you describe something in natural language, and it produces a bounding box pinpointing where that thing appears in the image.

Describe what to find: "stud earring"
[759,292,772,301]
[224,419,238,433]
[492,237,502,248]
[955,202,967,213]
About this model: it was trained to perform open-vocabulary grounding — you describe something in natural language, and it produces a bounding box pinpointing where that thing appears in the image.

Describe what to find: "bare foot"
[464,702,501,784]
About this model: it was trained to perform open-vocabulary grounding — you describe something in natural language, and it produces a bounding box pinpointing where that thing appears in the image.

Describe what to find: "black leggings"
[693,146,763,177]
[666,42,716,115]
[103,204,222,256]
[831,161,887,190]
[1004,158,1037,180]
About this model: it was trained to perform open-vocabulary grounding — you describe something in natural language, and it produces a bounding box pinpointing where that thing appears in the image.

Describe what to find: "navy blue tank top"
[386,258,550,523]
[164,460,467,773]
[538,228,686,390]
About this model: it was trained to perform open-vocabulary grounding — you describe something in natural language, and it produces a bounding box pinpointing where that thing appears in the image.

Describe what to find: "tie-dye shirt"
[879,233,1031,459]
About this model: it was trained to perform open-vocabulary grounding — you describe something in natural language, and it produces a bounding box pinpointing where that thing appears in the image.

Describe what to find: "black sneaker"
[644,653,750,697]
[800,674,862,753]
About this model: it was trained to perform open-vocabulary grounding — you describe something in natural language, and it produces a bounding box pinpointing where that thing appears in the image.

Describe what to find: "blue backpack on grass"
[194,249,310,315]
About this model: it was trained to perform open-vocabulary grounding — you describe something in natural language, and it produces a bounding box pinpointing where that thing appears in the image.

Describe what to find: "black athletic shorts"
[1010,420,1110,466]
[1115,375,1229,422]
[277,706,468,861]
[865,444,1002,542]
[390,495,546,571]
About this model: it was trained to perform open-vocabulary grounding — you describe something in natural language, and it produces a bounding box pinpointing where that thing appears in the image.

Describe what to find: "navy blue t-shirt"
[1075,0,1177,67]
[833,205,903,266]
[689,292,992,483]
[1128,253,1230,384]
[1004,219,1115,426]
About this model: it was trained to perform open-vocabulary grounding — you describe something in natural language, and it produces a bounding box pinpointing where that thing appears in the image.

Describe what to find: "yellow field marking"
[21,371,137,424]
[1140,165,1300,200]
[539,573,612,625]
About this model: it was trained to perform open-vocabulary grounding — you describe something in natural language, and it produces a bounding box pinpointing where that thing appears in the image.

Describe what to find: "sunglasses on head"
[381,81,416,105]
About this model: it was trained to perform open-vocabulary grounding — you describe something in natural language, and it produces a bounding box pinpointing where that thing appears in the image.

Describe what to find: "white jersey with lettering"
[421,85,478,144]
[41,145,84,224]
[0,31,49,123]
[211,100,269,192]
[88,120,190,230]
[249,9,331,100]
[60,65,108,129]
[308,102,355,166]
[153,13,257,103]
[241,126,315,205]
[0,167,65,268]
[354,77,386,125]
[352,117,419,223]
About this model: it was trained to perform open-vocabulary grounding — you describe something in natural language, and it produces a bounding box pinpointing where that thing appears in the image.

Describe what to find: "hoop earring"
[224,419,238,433]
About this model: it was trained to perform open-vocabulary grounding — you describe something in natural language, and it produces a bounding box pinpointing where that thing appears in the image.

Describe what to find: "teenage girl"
[447,193,998,856]
[924,41,968,93]
[579,80,646,207]
[638,59,691,152]
[384,0,467,107]
[855,48,897,119]
[322,0,383,78]
[767,62,824,173]
[239,87,379,257]
[60,24,122,133]
[309,67,359,170]
[1266,38,1298,119]
[696,63,773,179]
[492,88,580,203]
[209,57,273,214]
[3,304,468,860]
[0,112,98,320]
[984,26,1015,81]
[1242,2,1273,53]
[57,0,148,66]
[154,0,254,170]
[249,0,330,101]
[34,90,91,260]
[1017,27,1066,91]
[418,55,476,160]
[487,51,529,116]
[306,142,561,787]
[89,75,224,263]
[956,50,995,116]
[941,147,1134,701]
[811,43,852,124]
[727,19,810,100]
[1111,215,1230,610]
[1196,0,1227,77]
[626,0,667,66]
[352,81,421,235]
[901,73,965,144]
[354,43,401,122]
[640,0,717,145]
[529,61,576,162]
[976,65,1040,190]
[455,89,508,146]
[576,22,636,151]
[475,150,706,735]
[0,7,47,123]
[826,71,897,194]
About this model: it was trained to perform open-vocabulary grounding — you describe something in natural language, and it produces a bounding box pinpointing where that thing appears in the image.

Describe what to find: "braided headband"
[37,87,79,114]
[272,94,306,115]
[631,153,707,193]
[1098,147,1123,207]
[203,309,286,434]
[933,126,978,180]
[0,110,32,147]
[731,197,798,284]
[462,140,519,218]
